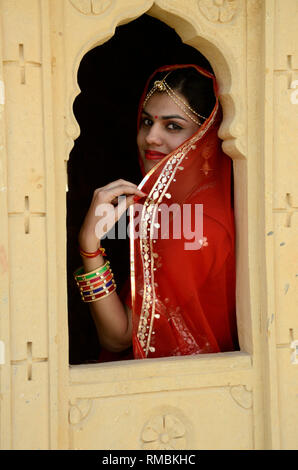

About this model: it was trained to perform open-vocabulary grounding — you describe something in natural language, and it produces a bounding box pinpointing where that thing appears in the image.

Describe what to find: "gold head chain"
[143,71,208,126]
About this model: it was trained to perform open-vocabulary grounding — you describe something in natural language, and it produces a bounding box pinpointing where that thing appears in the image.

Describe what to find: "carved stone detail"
[274,55,298,90]
[10,342,47,381]
[198,0,238,23]
[69,0,112,15]
[141,414,187,450]
[69,398,93,425]
[273,193,298,228]
[229,385,253,409]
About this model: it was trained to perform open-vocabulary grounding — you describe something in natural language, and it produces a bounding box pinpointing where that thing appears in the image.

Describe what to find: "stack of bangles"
[74,251,116,303]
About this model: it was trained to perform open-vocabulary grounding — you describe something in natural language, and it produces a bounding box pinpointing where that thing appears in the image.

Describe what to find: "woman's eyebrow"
[161,114,187,121]
[142,109,187,122]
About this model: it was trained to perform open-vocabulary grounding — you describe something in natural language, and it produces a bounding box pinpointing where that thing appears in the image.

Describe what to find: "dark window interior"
[67,14,213,365]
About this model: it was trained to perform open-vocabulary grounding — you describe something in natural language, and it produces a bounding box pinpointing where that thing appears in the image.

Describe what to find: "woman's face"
[137,91,200,174]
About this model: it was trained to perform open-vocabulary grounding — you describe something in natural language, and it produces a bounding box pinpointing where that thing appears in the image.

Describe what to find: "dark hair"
[148,67,216,120]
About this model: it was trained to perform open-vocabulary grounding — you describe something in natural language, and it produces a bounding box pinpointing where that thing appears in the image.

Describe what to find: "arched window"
[67,14,239,364]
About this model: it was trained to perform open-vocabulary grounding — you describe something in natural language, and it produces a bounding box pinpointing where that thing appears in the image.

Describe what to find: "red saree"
[129,64,239,359]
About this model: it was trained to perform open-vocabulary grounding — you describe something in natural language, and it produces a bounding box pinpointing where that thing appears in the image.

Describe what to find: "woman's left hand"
[79,179,146,250]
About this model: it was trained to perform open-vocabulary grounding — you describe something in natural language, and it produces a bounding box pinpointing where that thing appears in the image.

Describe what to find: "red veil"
[128,64,239,359]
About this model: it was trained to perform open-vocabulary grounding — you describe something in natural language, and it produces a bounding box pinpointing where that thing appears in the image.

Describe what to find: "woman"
[75,64,239,360]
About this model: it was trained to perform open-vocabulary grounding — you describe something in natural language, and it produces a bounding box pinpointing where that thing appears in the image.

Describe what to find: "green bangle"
[74,261,110,282]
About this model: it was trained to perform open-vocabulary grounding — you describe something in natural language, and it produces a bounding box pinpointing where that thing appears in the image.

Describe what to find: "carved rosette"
[69,0,112,15]
[141,414,187,450]
[198,0,238,23]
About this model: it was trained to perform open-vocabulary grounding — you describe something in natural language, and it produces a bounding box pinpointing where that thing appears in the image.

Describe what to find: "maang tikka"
[143,71,208,126]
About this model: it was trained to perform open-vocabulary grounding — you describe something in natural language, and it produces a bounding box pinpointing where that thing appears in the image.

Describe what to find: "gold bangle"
[74,261,110,282]
[81,283,117,303]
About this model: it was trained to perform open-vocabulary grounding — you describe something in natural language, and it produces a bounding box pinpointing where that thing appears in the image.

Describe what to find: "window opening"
[67,14,238,365]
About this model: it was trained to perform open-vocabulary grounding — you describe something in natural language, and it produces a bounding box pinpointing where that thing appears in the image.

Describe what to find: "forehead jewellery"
[143,71,208,126]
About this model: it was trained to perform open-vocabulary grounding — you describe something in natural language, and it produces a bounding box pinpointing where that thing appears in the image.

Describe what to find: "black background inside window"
[67,14,213,365]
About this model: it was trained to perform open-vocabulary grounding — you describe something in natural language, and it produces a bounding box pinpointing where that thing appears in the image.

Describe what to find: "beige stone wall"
[0,0,297,449]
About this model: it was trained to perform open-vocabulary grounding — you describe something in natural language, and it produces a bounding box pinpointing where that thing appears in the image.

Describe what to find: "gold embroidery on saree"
[136,106,218,357]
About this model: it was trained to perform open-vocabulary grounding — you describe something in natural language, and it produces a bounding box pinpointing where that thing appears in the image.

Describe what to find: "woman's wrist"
[81,252,106,272]
[79,246,106,258]
[78,232,101,253]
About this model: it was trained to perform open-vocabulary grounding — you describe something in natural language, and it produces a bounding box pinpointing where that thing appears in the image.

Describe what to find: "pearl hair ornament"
[143,71,208,126]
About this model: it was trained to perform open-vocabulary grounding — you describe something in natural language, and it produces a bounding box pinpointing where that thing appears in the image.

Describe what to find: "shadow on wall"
[67,13,213,365]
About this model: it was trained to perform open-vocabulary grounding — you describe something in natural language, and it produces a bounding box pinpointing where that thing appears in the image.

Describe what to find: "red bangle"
[79,246,106,258]
[78,269,111,288]
[79,272,114,292]
[82,282,116,303]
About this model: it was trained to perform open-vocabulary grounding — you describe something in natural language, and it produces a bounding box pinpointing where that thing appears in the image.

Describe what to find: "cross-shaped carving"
[275,55,298,89]
[3,44,41,85]
[11,342,47,381]
[273,193,298,228]
[9,195,45,234]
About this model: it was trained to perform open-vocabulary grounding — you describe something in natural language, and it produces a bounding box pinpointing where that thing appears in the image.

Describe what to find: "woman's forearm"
[77,180,145,352]
[81,253,132,352]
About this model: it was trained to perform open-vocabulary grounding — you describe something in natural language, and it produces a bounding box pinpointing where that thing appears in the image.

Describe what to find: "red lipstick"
[145,150,167,161]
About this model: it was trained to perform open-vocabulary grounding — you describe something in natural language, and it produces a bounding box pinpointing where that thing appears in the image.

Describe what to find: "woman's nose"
[145,123,162,146]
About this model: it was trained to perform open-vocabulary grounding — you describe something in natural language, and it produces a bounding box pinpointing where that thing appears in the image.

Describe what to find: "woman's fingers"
[93,180,146,205]
[93,180,138,200]
[125,194,138,208]
[83,181,147,242]
[101,179,138,191]
[95,186,147,229]
[99,185,146,204]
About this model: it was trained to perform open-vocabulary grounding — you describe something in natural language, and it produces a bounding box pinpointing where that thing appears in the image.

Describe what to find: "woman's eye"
[167,122,182,131]
[142,117,152,127]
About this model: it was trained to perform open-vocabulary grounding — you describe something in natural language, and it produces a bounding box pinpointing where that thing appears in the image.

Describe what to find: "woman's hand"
[78,179,146,252]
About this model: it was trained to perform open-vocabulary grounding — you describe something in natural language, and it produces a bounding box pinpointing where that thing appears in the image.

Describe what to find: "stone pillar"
[262,0,298,449]
[0,0,64,449]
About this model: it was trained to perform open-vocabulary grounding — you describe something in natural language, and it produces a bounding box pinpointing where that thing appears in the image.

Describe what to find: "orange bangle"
[79,246,106,258]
